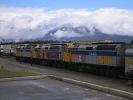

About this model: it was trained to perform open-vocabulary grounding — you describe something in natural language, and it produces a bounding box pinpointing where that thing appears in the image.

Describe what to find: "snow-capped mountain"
[41,25,133,41]
[0,24,133,42]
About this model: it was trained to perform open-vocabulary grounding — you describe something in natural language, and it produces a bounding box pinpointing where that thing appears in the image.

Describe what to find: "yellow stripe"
[127,59,133,64]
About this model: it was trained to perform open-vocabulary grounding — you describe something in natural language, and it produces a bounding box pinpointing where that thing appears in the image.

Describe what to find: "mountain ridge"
[0,25,132,42]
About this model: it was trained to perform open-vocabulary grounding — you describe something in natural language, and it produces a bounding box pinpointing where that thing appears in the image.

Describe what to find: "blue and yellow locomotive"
[15,42,133,86]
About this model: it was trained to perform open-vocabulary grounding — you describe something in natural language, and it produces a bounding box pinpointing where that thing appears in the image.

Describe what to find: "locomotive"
[15,42,133,86]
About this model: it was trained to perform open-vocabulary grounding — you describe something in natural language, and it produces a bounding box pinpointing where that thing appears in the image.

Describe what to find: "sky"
[0,0,133,39]
[0,0,133,9]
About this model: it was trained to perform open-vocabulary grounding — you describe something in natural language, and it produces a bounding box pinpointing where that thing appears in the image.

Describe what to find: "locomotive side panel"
[47,44,67,61]
[16,48,21,57]
[42,50,48,59]
[97,55,117,66]
[47,51,61,61]
[22,51,31,58]
[71,54,76,63]
[63,52,72,62]
[32,50,36,58]
[125,47,133,86]
[125,56,133,75]
[36,51,41,59]
[125,48,133,78]
[86,55,97,64]
[73,54,86,63]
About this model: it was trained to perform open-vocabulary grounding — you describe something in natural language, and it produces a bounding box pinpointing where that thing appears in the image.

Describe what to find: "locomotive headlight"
[128,65,133,72]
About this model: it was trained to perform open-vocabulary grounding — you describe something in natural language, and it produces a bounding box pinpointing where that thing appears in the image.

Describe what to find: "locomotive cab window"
[45,47,48,49]
[86,47,93,50]
[50,46,60,50]
[35,48,41,51]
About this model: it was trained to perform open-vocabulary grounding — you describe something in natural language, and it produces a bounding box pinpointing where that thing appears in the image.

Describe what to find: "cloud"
[0,6,133,39]
[52,30,84,38]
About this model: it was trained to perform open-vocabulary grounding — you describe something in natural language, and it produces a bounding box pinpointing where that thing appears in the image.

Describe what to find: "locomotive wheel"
[128,80,133,86]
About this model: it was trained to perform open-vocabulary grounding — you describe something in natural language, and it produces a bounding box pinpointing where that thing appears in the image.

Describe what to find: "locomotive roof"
[41,45,51,48]
[51,43,67,45]
[92,42,125,44]
[78,45,97,48]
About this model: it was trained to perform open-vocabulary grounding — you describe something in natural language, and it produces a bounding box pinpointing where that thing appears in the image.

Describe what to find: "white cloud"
[53,30,84,38]
[0,6,133,39]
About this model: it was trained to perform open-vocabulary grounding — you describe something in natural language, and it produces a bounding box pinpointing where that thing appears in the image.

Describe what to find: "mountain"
[0,24,132,42]
[41,25,133,42]
[0,38,15,43]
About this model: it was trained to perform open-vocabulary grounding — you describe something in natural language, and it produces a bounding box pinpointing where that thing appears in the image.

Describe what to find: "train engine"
[125,45,133,86]
[63,43,125,76]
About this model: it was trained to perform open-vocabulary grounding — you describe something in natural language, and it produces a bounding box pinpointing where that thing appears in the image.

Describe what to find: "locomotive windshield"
[50,46,60,50]
[86,47,93,50]
[44,47,49,50]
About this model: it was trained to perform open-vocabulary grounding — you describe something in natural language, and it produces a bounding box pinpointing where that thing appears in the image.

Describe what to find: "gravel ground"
[0,57,133,93]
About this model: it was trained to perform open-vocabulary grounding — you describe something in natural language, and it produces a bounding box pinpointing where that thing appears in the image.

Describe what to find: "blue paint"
[126,55,133,57]
[72,50,118,56]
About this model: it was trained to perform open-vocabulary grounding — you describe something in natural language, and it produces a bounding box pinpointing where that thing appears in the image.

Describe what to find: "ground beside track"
[0,69,36,78]
[0,57,133,93]
[0,78,129,100]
